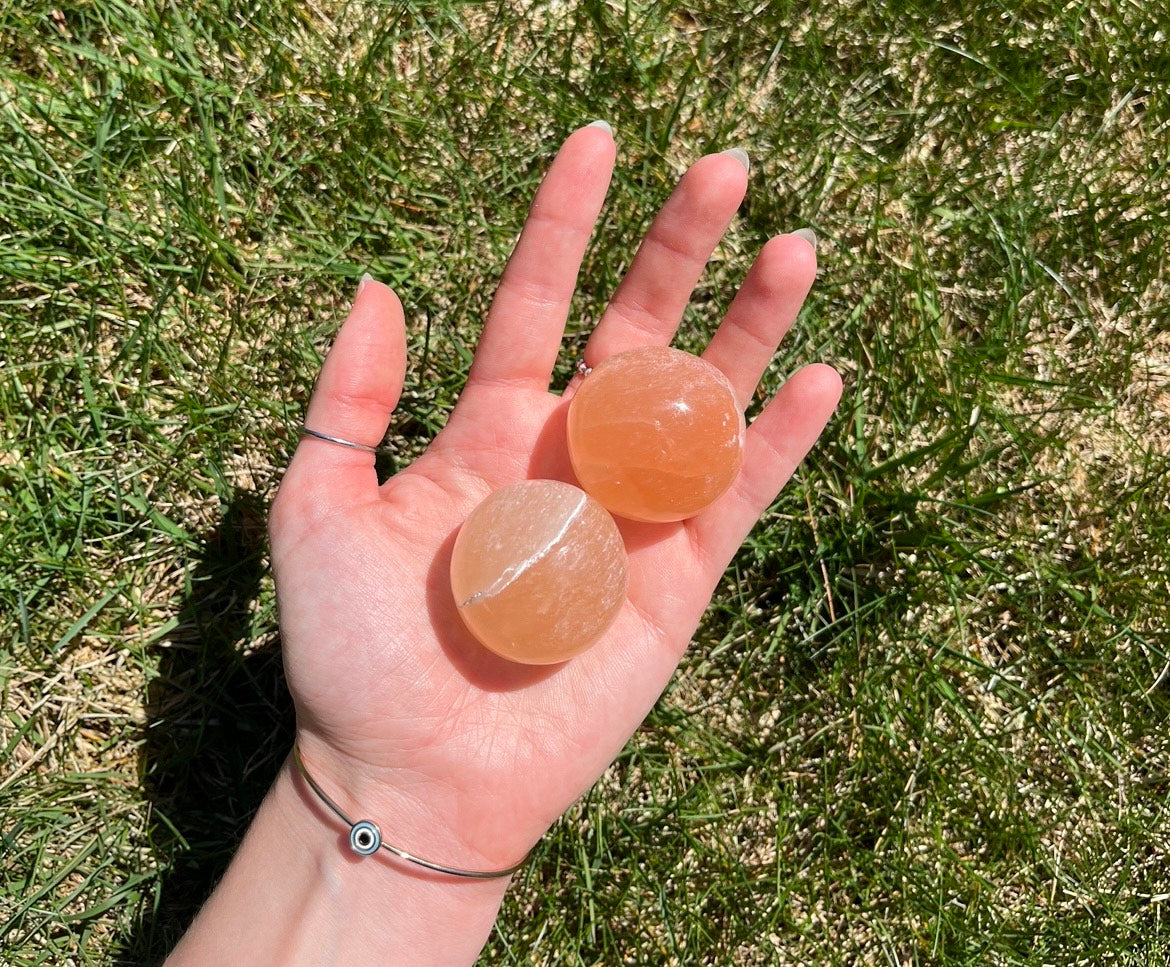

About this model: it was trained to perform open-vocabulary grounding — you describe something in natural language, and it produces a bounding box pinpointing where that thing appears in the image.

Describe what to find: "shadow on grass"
[118,490,292,965]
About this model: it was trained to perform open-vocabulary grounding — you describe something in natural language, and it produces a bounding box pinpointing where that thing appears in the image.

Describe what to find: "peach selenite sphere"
[449,480,628,665]
[567,346,746,522]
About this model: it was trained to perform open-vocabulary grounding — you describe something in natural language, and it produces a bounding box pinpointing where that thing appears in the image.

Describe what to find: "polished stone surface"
[567,346,745,522]
[450,480,627,664]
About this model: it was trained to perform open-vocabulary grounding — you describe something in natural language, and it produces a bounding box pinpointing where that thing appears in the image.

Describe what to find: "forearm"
[165,751,511,967]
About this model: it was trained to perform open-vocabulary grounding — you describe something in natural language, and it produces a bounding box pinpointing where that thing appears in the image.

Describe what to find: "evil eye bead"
[349,820,382,856]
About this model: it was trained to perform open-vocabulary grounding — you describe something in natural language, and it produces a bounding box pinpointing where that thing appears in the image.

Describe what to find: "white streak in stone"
[460,492,587,608]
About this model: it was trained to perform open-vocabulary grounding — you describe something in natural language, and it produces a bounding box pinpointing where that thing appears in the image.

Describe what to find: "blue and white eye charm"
[349,820,382,856]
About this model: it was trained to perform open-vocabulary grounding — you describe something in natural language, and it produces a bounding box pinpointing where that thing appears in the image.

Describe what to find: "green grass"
[2,0,1168,963]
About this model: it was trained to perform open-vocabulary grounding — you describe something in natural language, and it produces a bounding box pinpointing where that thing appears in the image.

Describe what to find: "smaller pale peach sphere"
[450,480,627,665]
[567,346,745,522]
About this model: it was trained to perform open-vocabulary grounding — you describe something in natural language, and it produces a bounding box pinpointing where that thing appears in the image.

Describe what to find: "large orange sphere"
[567,346,745,522]
[450,480,627,664]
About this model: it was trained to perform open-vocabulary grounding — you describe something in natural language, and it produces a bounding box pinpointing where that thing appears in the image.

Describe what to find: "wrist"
[291,728,546,875]
[167,746,513,967]
[291,732,531,877]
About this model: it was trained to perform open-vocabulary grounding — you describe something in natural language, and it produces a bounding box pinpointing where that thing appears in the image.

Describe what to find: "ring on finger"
[301,426,379,453]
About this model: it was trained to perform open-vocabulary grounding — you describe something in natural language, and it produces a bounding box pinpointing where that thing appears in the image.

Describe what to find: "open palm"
[268,124,842,874]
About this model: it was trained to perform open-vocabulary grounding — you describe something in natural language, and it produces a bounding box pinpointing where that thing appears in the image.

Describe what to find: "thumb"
[285,277,407,507]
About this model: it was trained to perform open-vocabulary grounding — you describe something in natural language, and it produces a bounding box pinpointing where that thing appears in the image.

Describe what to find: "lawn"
[2,1,1168,964]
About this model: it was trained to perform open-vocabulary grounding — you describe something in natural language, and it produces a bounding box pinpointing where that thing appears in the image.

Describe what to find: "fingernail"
[357,272,375,295]
[792,228,817,251]
[586,119,613,136]
[722,147,750,174]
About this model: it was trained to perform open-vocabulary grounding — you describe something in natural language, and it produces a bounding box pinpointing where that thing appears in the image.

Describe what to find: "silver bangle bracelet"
[291,743,528,879]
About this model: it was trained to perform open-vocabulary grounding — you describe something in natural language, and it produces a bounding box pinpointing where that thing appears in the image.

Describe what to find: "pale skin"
[166,124,842,966]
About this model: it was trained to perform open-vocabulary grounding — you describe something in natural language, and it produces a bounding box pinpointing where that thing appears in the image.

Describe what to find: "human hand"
[268,123,842,877]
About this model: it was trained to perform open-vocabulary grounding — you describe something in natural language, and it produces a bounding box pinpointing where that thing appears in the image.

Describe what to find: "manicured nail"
[586,120,613,136]
[358,272,375,295]
[722,147,750,174]
[792,228,817,251]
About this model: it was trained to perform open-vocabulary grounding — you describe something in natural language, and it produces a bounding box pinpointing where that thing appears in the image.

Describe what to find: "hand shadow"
[116,490,292,965]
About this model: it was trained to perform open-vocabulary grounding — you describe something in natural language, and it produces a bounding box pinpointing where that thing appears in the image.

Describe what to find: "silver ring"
[301,426,379,453]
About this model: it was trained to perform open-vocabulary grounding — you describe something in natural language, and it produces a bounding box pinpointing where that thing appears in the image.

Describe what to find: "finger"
[467,122,616,391]
[689,363,842,569]
[701,231,818,408]
[583,149,749,365]
[287,278,407,503]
